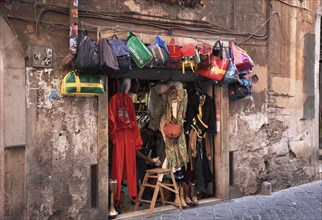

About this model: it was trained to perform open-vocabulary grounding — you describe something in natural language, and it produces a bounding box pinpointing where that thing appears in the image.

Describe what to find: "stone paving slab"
[124,180,322,220]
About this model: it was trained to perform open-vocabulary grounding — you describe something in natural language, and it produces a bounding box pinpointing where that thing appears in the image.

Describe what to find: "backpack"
[180,44,197,74]
[148,36,170,67]
[74,34,100,74]
[99,36,119,76]
[166,38,181,69]
[109,36,132,74]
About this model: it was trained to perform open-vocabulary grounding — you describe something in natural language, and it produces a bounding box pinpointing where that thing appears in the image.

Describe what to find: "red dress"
[108,92,142,202]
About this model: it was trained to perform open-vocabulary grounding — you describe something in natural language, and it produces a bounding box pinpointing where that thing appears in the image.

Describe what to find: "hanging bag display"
[99,35,119,76]
[61,71,105,97]
[74,33,100,74]
[109,35,132,74]
[180,44,197,74]
[126,32,153,68]
[196,40,229,81]
[166,38,181,69]
[231,43,254,71]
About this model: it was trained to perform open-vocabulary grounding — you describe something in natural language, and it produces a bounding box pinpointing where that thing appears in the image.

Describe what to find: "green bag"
[126,32,153,68]
[61,71,105,97]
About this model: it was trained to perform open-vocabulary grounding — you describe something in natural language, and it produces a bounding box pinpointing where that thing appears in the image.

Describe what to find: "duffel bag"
[61,71,105,97]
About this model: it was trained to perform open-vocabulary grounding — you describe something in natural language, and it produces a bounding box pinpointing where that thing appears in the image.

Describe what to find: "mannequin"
[159,81,188,171]
[108,78,142,207]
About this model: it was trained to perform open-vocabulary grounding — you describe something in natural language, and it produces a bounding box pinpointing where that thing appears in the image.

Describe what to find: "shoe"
[179,184,188,208]
[190,182,198,206]
[131,197,142,206]
[182,182,194,206]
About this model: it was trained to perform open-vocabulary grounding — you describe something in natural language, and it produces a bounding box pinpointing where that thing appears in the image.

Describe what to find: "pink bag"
[231,43,254,71]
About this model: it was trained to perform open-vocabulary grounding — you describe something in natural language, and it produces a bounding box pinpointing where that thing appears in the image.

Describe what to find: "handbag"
[126,32,153,68]
[109,35,132,74]
[229,82,249,100]
[61,71,105,97]
[166,38,181,69]
[180,44,197,74]
[74,34,100,74]
[196,43,212,69]
[221,47,239,84]
[148,36,170,67]
[99,36,119,76]
[163,123,182,140]
[209,40,230,81]
[231,43,254,71]
[196,41,229,81]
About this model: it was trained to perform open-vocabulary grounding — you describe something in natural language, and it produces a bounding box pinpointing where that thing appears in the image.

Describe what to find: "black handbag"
[74,34,100,74]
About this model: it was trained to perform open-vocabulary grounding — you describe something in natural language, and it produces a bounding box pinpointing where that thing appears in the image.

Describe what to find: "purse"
[209,40,230,81]
[196,41,229,81]
[196,43,212,69]
[109,35,132,74]
[221,47,239,84]
[148,36,170,67]
[166,38,181,69]
[163,123,182,140]
[231,43,254,71]
[99,36,119,76]
[74,34,100,74]
[61,71,105,97]
[180,44,197,74]
[126,32,153,68]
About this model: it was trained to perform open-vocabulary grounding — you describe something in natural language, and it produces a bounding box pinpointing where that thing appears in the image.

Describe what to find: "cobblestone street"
[126,180,322,220]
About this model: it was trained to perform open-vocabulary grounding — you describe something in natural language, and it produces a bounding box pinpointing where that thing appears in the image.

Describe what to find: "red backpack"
[166,39,181,69]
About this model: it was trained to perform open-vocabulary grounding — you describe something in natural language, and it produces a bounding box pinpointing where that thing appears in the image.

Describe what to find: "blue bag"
[109,35,132,74]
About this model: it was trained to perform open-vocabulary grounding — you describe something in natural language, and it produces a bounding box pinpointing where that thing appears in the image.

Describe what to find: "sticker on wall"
[32,47,53,68]
[71,9,78,18]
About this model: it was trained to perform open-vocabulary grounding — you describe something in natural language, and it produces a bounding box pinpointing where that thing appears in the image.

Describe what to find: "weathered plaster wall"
[0,15,26,220]
[228,0,320,195]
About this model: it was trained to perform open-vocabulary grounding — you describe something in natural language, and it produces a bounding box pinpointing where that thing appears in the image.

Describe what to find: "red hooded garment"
[108,92,142,202]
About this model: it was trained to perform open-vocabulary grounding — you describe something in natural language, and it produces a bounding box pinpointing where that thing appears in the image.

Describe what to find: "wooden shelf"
[107,67,211,82]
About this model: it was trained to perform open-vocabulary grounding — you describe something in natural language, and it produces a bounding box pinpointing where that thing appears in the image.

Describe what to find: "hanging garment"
[195,138,213,194]
[184,93,216,136]
[161,85,188,170]
[108,92,143,202]
[184,93,216,192]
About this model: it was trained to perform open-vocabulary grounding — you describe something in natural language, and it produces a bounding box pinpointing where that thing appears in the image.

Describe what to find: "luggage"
[74,34,100,74]
[61,71,105,97]
[126,32,153,68]
[109,35,132,74]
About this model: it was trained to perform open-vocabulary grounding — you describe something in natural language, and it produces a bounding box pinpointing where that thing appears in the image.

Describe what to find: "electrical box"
[32,47,53,68]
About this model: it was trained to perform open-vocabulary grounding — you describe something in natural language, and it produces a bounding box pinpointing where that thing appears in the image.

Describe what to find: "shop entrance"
[103,67,229,218]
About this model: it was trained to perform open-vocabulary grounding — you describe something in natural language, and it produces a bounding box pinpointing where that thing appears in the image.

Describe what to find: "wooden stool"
[133,168,182,217]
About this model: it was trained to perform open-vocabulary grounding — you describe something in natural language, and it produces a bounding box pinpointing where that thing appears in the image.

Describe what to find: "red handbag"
[196,43,212,69]
[196,40,229,81]
[180,44,197,74]
[166,38,181,68]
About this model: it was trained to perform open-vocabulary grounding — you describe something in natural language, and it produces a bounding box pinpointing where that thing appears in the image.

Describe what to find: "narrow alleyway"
[124,180,322,220]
